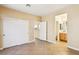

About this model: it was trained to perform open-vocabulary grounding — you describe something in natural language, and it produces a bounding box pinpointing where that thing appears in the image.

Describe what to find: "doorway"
[55,13,68,43]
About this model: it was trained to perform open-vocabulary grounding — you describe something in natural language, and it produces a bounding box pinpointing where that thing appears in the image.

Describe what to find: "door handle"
[3,34,5,36]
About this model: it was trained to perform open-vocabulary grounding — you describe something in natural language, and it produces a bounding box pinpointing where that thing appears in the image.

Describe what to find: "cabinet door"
[3,16,29,48]
[59,33,67,42]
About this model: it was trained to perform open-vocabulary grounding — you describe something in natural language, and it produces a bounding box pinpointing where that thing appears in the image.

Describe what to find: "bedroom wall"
[54,5,79,50]
[67,5,79,50]
[1,5,79,51]
[41,16,56,43]
[41,5,79,51]
[0,6,41,49]
[0,17,3,49]
[41,6,69,43]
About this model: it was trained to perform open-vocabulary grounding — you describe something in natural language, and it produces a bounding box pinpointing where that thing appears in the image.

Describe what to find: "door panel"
[39,21,47,40]
[2,16,29,48]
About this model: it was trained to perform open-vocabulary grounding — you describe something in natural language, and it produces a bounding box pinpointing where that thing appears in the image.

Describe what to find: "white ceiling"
[2,4,70,16]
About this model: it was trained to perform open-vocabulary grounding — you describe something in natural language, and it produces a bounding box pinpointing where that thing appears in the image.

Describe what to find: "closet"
[1,16,29,48]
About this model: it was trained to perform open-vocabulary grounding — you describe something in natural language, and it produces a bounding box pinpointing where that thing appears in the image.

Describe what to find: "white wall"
[41,16,56,43]
[67,5,79,50]
[41,5,79,51]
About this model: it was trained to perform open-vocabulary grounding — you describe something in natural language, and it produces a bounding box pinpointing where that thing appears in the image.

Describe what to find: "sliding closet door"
[39,21,47,40]
[2,16,29,48]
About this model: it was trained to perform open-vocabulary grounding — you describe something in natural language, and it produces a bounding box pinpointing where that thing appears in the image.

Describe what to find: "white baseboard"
[47,40,56,44]
[3,40,35,49]
[37,38,56,44]
[26,40,35,43]
[67,46,79,51]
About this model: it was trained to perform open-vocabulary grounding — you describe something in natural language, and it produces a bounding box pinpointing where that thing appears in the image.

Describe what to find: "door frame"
[55,13,68,42]
[0,16,3,50]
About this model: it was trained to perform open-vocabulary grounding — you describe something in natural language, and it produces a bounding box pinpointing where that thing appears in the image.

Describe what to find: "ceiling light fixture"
[26,4,31,7]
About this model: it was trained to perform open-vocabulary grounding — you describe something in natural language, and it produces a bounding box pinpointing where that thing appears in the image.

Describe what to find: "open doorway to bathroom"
[55,13,68,43]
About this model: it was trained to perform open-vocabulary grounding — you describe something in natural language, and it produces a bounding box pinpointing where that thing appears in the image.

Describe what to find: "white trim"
[38,38,56,44]
[67,46,79,51]
[26,40,35,43]
[38,39,47,42]
[3,40,35,49]
[39,39,44,41]
[47,40,56,44]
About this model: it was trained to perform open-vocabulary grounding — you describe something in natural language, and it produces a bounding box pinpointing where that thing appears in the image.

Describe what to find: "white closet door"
[2,16,29,48]
[39,21,47,40]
